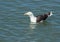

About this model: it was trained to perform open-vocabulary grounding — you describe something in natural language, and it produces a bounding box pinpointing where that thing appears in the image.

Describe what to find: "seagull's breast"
[30,17,37,23]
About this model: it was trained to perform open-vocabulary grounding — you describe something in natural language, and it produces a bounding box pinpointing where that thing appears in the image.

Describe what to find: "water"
[0,0,60,42]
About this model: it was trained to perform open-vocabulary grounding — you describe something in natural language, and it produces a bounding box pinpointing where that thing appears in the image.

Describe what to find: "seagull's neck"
[29,14,36,23]
[29,14,34,18]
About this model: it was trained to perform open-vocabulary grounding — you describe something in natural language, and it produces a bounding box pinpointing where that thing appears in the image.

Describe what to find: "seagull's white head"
[24,12,37,23]
[24,12,33,16]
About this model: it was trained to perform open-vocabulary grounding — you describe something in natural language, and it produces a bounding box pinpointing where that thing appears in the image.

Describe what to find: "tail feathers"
[48,11,53,17]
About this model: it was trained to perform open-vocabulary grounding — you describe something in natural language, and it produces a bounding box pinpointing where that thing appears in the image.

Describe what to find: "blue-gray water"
[0,0,60,42]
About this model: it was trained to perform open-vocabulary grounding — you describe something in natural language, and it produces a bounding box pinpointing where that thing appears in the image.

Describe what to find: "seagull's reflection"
[29,22,37,29]
[24,22,37,35]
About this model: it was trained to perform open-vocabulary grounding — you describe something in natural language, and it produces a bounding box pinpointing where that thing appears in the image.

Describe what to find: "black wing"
[36,14,48,22]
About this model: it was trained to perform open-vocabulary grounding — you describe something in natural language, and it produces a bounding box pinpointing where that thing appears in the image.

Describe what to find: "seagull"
[24,11,53,23]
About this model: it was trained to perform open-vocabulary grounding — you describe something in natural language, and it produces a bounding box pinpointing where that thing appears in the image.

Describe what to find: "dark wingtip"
[48,12,50,15]
[47,11,53,16]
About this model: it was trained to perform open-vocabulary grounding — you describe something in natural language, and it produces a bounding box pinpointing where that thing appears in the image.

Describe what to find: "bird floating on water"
[24,11,53,23]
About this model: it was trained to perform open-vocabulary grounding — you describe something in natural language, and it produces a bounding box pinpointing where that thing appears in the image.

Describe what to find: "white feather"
[24,12,37,23]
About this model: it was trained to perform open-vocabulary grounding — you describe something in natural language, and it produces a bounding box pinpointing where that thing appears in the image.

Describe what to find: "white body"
[30,15,36,23]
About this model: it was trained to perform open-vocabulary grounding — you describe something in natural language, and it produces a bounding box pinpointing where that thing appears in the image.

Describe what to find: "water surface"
[0,0,60,42]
